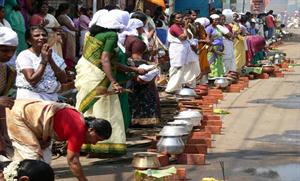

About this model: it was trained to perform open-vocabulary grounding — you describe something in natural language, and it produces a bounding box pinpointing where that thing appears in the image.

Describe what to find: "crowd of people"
[0,0,289,180]
[164,8,288,93]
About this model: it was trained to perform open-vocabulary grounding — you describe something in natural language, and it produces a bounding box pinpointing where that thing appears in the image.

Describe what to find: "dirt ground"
[52,29,300,181]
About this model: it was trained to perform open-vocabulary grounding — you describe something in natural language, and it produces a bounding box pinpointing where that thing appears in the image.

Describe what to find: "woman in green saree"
[75,10,129,156]
[206,14,225,78]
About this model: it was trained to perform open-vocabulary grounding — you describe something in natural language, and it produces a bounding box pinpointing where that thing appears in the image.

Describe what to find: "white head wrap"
[97,9,130,30]
[0,27,18,46]
[222,9,234,24]
[89,9,109,28]
[210,14,220,20]
[195,17,210,27]
[118,18,144,45]
[222,9,233,15]
[128,18,144,29]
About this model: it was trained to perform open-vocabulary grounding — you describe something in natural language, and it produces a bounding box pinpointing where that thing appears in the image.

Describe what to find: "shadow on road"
[248,93,300,109]
[249,130,300,146]
[207,148,300,161]
[282,32,300,43]
[54,161,134,180]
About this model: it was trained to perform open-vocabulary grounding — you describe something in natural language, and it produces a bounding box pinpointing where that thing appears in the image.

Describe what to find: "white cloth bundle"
[138,64,160,82]
[97,9,130,30]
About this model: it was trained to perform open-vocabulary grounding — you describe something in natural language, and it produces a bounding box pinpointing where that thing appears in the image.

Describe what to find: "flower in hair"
[3,161,20,181]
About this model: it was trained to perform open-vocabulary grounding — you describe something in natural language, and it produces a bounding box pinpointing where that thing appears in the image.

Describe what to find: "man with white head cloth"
[75,9,130,159]
[0,27,18,161]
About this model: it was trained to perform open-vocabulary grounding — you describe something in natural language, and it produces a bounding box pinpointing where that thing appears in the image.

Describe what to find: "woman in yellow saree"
[195,17,211,81]
[75,10,130,156]
[232,13,246,72]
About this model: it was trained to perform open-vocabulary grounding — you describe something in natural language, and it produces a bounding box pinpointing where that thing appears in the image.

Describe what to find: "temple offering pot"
[159,125,190,136]
[157,135,185,155]
[132,152,160,170]
[167,120,193,132]
[174,109,202,127]
[214,77,229,88]
[178,88,197,97]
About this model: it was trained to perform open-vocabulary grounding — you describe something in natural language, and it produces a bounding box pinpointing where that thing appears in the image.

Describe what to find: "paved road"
[53,29,300,181]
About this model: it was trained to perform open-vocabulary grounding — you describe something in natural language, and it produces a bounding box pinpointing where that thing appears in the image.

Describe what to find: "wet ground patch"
[240,163,300,181]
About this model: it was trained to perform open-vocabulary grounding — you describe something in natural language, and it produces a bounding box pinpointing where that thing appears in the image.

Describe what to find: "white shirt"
[0,19,12,28]
[15,49,66,101]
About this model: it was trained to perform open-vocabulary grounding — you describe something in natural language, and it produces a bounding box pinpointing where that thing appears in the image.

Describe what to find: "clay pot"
[262,65,275,74]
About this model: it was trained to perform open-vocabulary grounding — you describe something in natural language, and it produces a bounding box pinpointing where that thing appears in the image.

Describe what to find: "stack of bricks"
[207,88,224,100]
[272,70,285,78]
[239,76,249,88]
[257,72,270,79]
[201,114,222,135]
[271,62,287,77]
[225,76,250,93]
[176,112,223,165]
[147,119,219,166]
[176,130,210,165]
[226,83,241,92]
[178,99,213,113]
[178,86,225,113]
[146,86,225,166]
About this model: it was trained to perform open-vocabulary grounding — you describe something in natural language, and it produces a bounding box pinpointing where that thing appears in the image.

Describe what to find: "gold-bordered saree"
[75,33,126,155]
